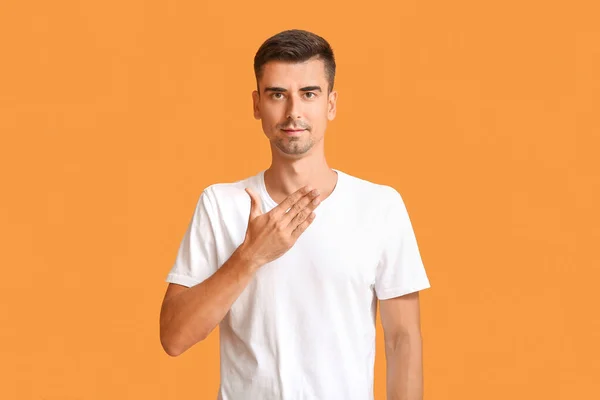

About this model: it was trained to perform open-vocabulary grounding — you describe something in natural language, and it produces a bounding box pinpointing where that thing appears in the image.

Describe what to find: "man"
[160,29,431,400]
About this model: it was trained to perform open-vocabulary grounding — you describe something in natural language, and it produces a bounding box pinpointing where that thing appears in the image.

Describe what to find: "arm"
[379,291,425,400]
[159,244,260,357]
[160,185,321,357]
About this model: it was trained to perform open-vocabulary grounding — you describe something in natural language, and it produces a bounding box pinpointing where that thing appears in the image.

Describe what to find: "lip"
[282,129,305,136]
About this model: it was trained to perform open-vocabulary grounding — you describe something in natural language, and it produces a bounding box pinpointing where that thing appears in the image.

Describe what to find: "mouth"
[282,128,305,136]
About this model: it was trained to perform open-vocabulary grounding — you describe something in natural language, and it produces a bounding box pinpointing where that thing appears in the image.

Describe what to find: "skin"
[161,55,425,400]
[381,292,425,400]
[160,185,321,357]
[251,57,339,204]
[252,57,425,399]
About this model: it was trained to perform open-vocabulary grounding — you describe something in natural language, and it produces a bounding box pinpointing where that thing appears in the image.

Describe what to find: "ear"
[327,90,338,121]
[252,90,261,120]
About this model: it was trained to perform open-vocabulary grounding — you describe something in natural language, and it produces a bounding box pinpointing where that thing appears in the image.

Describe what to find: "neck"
[264,154,338,204]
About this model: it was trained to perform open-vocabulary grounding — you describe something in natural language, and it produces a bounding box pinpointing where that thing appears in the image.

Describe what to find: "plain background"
[1,0,598,399]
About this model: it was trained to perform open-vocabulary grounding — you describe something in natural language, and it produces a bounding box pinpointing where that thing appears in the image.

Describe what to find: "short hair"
[254,29,336,94]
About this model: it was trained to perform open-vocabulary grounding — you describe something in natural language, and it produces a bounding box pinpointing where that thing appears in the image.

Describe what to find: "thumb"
[245,187,262,220]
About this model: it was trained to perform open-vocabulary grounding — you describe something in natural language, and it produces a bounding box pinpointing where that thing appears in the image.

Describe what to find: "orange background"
[1,1,598,399]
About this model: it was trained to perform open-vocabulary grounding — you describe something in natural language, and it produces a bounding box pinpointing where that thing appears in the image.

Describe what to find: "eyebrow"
[264,86,322,93]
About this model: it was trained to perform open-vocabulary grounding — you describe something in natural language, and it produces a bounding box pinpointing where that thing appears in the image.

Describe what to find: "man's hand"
[242,185,321,266]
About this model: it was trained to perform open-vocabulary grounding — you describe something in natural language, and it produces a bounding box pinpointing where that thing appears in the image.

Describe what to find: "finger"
[282,189,320,227]
[245,188,262,219]
[291,212,316,239]
[287,194,321,229]
[270,185,312,219]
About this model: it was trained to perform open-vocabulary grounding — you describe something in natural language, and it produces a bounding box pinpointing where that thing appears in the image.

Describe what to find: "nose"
[285,94,302,119]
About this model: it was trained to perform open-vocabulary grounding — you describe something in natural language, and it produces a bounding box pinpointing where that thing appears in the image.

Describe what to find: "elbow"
[161,334,183,357]
[160,313,181,357]
[160,328,210,357]
[160,319,187,357]
[160,305,186,357]
[163,346,180,358]
[159,304,213,357]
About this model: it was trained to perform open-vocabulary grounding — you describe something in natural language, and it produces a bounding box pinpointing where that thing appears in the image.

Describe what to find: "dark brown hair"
[254,29,336,94]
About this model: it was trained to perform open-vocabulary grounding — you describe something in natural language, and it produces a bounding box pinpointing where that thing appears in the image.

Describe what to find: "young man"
[160,29,431,400]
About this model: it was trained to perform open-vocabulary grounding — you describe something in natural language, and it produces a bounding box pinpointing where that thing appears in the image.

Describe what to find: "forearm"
[160,244,261,356]
[385,332,424,400]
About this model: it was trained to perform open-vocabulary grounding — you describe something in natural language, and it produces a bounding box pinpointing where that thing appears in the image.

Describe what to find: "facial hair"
[274,131,314,155]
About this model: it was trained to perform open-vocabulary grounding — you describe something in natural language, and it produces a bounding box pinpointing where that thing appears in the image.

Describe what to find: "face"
[252,58,337,158]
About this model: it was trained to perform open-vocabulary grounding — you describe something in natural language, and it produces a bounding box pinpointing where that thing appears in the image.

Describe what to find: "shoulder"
[339,169,404,209]
[200,172,259,210]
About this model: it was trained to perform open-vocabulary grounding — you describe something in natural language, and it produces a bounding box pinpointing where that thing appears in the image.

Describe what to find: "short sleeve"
[375,187,431,299]
[165,188,219,287]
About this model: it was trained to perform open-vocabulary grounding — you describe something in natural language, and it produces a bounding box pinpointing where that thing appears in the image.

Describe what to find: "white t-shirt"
[165,168,431,400]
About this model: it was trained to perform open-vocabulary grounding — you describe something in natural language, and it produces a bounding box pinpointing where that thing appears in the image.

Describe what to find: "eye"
[305,92,316,99]
[271,93,284,99]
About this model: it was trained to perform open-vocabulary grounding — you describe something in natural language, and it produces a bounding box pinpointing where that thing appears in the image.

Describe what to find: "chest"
[221,203,382,341]
[255,209,381,296]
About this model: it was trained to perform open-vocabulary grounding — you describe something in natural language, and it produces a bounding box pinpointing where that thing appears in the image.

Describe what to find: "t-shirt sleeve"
[375,187,431,300]
[165,188,219,288]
